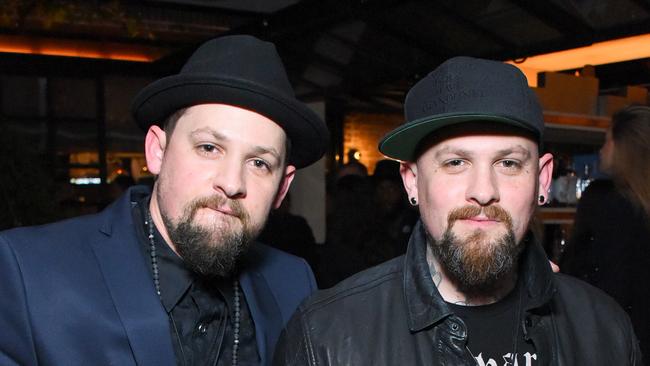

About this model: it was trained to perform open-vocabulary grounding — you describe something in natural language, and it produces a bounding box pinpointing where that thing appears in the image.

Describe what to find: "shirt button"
[197,323,208,333]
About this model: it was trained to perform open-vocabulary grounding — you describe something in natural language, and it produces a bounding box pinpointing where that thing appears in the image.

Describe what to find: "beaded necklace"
[145,208,241,366]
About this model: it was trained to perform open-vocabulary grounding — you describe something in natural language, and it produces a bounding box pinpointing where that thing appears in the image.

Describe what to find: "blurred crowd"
[260,158,419,288]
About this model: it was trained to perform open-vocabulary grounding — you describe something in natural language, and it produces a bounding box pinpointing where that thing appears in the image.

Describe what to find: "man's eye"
[251,159,270,171]
[199,144,216,153]
[441,159,468,173]
[445,159,465,167]
[196,144,223,158]
[498,159,521,170]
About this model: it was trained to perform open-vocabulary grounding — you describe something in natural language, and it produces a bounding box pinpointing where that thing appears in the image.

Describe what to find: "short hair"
[162,108,188,138]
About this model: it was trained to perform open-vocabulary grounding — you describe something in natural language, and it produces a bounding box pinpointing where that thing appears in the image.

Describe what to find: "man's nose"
[213,157,246,199]
[465,165,499,206]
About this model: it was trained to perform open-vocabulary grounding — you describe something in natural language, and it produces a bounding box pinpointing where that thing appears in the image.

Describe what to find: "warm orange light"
[507,33,650,86]
[0,34,169,62]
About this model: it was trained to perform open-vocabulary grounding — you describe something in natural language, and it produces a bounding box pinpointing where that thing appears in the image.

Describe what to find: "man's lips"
[204,205,239,218]
[458,217,501,226]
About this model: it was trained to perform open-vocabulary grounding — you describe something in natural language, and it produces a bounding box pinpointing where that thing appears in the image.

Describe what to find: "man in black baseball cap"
[0,35,327,366]
[274,56,642,365]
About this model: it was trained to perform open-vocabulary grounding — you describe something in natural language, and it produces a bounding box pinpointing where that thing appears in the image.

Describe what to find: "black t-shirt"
[447,284,540,366]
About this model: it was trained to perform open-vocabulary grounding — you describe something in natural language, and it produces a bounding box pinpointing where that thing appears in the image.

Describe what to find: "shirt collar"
[152,226,237,314]
[150,223,194,313]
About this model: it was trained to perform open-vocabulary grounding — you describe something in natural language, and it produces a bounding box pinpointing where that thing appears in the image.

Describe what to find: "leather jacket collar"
[403,220,557,332]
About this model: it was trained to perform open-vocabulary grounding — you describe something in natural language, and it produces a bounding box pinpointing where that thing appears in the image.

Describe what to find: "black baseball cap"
[378,56,544,161]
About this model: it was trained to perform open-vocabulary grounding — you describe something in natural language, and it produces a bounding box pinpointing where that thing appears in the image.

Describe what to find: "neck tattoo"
[146,208,241,366]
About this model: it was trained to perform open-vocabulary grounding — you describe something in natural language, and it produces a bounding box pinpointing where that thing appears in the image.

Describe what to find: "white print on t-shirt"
[475,352,538,366]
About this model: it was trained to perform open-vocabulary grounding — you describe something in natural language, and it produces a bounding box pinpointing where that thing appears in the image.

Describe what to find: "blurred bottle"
[565,166,578,205]
[551,157,577,205]
[551,225,568,263]
[575,163,593,200]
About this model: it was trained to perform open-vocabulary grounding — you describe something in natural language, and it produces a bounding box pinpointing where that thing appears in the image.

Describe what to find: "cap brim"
[378,113,539,161]
[132,74,329,168]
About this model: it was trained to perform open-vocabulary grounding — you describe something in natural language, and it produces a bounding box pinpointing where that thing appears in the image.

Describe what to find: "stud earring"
[410,197,418,206]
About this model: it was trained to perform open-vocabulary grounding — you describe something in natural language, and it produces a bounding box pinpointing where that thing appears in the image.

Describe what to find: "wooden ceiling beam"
[511,0,593,37]
[433,1,515,50]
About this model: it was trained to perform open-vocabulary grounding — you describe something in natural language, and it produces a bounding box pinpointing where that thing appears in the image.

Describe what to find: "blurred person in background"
[561,104,650,358]
[320,174,376,288]
[257,192,319,271]
[319,161,419,288]
[335,148,368,180]
[372,159,419,256]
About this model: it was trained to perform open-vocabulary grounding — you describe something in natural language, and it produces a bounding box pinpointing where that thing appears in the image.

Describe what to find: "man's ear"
[538,153,554,204]
[145,125,167,175]
[400,162,418,202]
[273,165,296,209]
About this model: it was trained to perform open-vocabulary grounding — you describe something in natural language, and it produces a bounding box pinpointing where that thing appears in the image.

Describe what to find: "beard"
[428,205,524,298]
[159,192,262,278]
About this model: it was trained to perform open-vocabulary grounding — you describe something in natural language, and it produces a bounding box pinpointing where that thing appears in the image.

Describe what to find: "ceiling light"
[0,34,169,62]
[506,34,650,87]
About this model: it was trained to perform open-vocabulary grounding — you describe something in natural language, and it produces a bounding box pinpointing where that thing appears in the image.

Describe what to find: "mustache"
[186,194,248,221]
[447,205,513,230]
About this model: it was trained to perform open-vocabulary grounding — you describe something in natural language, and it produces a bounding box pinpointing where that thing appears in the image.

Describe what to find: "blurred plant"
[0,0,151,39]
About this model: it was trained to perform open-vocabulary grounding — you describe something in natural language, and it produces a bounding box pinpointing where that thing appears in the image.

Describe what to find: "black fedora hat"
[132,35,329,168]
[378,56,544,161]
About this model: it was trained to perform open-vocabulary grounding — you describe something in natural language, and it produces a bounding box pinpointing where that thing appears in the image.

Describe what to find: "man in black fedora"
[0,35,328,366]
[273,57,643,365]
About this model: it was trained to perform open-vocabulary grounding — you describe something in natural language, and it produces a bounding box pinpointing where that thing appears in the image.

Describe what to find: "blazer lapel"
[240,267,283,366]
[91,192,176,366]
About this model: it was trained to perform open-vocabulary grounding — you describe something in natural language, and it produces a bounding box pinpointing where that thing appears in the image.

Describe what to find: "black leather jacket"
[274,221,643,366]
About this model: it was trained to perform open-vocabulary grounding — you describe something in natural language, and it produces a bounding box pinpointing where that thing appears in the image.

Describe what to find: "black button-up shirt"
[133,197,259,366]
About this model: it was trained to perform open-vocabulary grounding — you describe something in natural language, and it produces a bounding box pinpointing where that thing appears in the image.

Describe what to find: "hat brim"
[132,74,328,168]
[378,113,539,161]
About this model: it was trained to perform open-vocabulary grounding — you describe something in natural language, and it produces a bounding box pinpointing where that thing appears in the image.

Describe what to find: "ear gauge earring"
[538,195,546,205]
[410,197,418,206]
